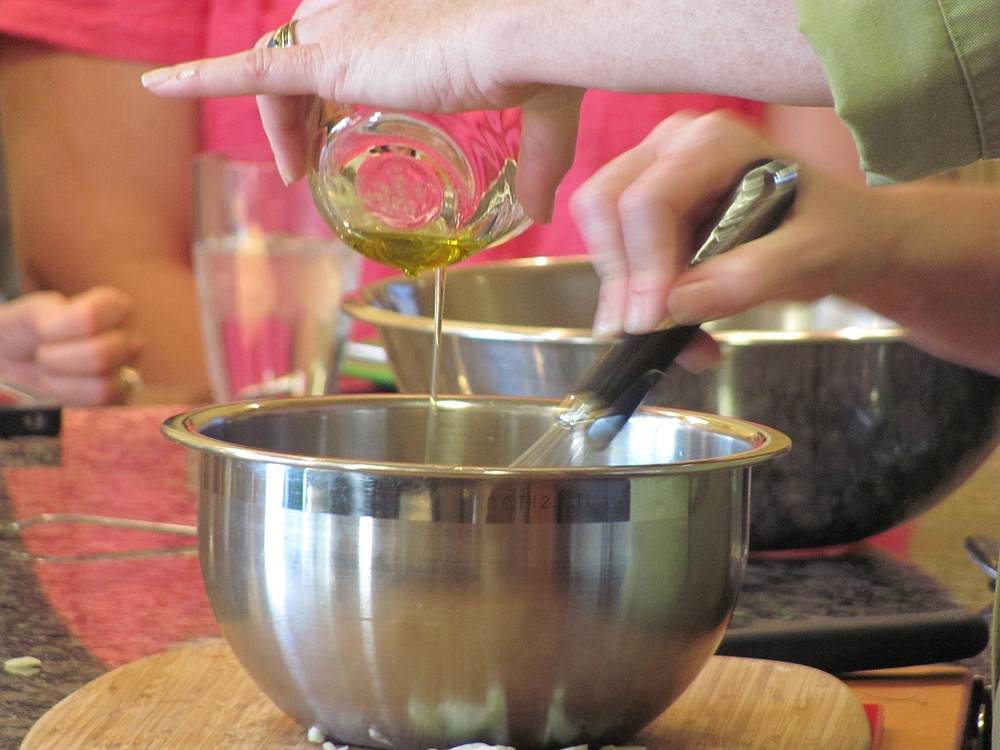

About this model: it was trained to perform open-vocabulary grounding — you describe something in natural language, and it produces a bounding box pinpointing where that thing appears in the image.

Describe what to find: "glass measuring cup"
[308,103,531,277]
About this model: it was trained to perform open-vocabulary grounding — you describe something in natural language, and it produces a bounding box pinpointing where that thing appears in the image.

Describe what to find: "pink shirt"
[0,0,763,288]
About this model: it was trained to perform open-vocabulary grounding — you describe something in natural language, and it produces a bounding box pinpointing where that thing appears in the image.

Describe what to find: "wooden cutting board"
[21,641,871,749]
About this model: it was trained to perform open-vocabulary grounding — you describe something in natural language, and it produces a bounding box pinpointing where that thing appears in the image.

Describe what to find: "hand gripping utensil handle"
[567,159,798,445]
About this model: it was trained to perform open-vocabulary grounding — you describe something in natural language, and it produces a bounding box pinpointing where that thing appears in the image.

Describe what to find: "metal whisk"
[511,158,798,468]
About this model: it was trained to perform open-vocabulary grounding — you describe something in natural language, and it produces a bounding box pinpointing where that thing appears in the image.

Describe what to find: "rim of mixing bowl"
[162,394,791,475]
[342,255,907,345]
[342,257,599,344]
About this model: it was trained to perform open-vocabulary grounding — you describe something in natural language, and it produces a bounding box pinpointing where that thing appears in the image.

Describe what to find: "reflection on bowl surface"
[344,256,1000,550]
[163,395,788,749]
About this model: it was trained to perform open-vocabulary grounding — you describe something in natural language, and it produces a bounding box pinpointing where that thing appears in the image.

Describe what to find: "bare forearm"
[850,184,1000,374]
[140,0,833,209]
[498,0,831,104]
[144,0,830,106]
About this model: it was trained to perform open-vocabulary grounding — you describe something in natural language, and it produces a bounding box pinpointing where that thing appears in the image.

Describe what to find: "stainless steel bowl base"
[163,395,789,749]
[344,256,1000,550]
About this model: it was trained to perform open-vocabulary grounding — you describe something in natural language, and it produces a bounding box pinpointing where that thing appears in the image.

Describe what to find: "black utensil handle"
[575,325,699,414]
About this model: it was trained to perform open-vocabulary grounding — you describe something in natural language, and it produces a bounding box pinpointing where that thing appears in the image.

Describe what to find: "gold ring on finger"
[267,20,299,49]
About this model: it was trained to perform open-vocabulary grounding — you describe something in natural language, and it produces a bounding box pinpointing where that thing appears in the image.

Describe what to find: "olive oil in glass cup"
[309,103,532,277]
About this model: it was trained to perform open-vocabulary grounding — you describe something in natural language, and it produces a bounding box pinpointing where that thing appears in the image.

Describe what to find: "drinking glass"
[193,155,361,402]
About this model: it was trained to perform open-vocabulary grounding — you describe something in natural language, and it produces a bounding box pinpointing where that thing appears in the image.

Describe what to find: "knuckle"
[569,178,613,219]
[239,47,276,83]
[308,46,351,102]
[617,178,663,220]
[567,184,594,218]
[654,110,738,160]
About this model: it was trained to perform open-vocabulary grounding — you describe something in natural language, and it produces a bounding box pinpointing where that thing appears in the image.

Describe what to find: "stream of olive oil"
[331,231,461,464]
[344,232,452,463]
[423,267,446,464]
[313,158,526,463]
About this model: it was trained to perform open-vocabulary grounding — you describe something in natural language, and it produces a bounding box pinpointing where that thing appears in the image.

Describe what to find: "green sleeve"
[797,0,1000,182]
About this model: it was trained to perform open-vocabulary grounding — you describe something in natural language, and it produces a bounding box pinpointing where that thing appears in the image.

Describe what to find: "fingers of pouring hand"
[143,9,475,185]
[142,10,328,98]
[140,4,500,107]
[256,92,317,185]
[141,2,578,192]
[515,92,585,224]
[255,18,321,184]
[141,20,332,182]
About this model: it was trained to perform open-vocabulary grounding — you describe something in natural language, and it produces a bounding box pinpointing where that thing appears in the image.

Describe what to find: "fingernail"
[666,283,704,325]
[141,68,170,88]
[274,152,307,186]
[624,294,662,334]
[277,162,300,186]
[591,308,622,339]
[141,66,193,89]
[592,320,617,339]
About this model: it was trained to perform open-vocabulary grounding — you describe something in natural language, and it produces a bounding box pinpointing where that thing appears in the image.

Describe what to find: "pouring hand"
[141,0,585,224]
[139,0,829,225]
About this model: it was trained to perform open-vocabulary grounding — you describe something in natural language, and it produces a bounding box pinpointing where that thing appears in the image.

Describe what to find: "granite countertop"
[1,405,998,749]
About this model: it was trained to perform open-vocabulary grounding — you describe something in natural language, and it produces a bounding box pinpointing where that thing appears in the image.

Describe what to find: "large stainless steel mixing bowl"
[163,395,789,750]
[343,256,1000,550]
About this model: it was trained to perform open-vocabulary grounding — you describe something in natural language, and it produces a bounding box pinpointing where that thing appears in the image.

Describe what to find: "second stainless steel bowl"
[344,256,1000,549]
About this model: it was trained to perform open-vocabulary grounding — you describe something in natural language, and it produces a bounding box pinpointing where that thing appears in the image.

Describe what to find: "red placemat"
[4,407,218,667]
